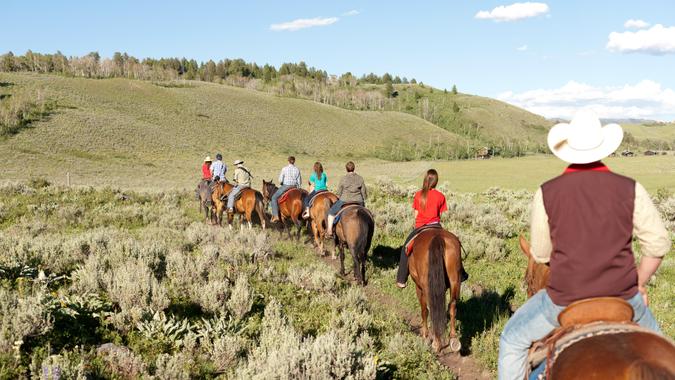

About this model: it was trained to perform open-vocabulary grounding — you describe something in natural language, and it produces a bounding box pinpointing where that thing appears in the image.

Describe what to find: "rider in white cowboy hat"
[498,110,670,380]
[227,159,252,213]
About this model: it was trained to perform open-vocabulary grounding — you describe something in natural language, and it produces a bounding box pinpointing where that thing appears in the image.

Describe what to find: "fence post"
[66,172,70,187]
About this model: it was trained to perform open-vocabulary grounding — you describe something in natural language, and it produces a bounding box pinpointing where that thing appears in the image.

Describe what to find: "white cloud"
[516,44,528,51]
[497,80,675,120]
[270,17,339,32]
[607,24,675,55]
[475,2,549,22]
[343,10,360,16]
[624,19,650,29]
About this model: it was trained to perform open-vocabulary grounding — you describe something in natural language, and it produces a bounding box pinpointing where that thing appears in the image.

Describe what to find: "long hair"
[420,169,439,211]
[313,161,323,178]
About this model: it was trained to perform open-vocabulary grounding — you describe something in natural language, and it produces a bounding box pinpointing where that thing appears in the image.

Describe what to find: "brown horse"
[408,229,463,353]
[261,180,306,239]
[308,191,338,256]
[196,180,213,223]
[211,182,266,229]
[519,236,675,379]
[333,205,374,286]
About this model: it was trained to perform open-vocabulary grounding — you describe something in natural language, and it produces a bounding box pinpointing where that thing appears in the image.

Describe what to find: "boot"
[302,207,310,219]
[325,215,335,238]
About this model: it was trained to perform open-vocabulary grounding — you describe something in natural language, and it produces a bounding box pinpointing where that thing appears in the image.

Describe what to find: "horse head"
[261,180,277,201]
[519,235,550,298]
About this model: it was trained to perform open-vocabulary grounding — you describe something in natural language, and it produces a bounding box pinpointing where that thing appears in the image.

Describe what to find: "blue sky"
[2,0,675,120]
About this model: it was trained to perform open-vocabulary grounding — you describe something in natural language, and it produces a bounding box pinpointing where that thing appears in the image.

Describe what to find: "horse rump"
[428,234,448,350]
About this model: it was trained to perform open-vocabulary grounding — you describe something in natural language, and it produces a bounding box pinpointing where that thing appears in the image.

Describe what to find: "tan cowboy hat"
[204,156,212,162]
[233,159,244,165]
[547,110,623,164]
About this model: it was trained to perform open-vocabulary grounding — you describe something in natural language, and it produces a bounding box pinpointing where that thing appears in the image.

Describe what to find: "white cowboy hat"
[233,159,244,165]
[204,156,212,162]
[547,110,623,164]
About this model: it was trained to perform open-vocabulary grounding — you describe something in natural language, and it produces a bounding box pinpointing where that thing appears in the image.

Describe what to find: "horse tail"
[626,359,673,380]
[351,208,374,285]
[255,191,267,228]
[428,234,448,345]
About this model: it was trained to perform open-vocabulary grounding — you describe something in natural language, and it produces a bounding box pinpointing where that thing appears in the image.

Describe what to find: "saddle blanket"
[279,188,305,204]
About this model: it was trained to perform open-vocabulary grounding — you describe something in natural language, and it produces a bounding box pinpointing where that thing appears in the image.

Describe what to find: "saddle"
[278,188,306,205]
[333,203,372,226]
[405,224,443,256]
[307,190,328,208]
[527,297,636,379]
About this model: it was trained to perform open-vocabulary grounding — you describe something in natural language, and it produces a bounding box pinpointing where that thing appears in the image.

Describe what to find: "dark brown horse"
[211,182,266,229]
[261,180,306,239]
[519,236,675,379]
[408,229,463,353]
[308,191,338,256]
[196,180,213,223]
[333,205,374,286]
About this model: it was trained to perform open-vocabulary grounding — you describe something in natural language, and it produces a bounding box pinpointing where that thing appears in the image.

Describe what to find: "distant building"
[644,150,658,156]
[621,150,634,157]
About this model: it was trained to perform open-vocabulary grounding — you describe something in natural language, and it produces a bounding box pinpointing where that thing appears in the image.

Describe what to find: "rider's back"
[542,170,636,306]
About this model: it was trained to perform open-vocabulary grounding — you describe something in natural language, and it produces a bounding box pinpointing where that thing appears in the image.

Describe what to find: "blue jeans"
[498,290,661,380]
[271,185,294,217]
[227,185,247,209]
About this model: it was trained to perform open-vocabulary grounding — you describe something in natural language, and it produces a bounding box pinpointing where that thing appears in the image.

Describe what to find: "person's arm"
[633,182,670,305]
[361,177,368,201]
[297,171,302,187]
[279,168,285,185]
[336,177,344,197]
[530,187,552,264]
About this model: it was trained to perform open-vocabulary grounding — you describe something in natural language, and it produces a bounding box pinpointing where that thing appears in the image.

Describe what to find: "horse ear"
[519,235,532,259]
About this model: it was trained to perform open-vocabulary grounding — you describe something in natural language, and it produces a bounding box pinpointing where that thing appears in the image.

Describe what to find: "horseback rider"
[395,169,469,289]
[270,156,302,223]
[302,161,328,219]
[201,156,212,182]
[227,159,252,213]
[325,161,367,238]
[210,153,227,183]
[498,111,669,380]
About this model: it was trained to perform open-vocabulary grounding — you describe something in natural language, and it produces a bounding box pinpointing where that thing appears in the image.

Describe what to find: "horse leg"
[338,243,346,275]
[245,206,253,230]
[448,280,461,352]
[311,220,322,255]
[350,244,362,285]
[416,286,429,340]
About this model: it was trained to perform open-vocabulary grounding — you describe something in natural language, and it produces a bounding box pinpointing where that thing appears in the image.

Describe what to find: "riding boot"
[325,214,335,238]
[302,207,310,219]
[396,247,409,288]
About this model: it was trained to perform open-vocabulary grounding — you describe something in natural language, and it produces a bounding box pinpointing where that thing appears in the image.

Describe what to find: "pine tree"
[452,84,458,95]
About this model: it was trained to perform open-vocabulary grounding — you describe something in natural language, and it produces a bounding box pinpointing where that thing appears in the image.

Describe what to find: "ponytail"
[419,169,439,210]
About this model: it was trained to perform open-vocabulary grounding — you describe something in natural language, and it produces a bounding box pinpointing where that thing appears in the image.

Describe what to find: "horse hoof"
[449,337,461,353]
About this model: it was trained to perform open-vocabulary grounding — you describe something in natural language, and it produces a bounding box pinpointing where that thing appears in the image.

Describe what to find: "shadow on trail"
[370,244,400,270]
[457,286,515,356]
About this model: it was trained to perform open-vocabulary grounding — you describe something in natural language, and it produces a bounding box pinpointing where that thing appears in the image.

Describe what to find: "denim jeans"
[227,185,247,209]
[303,190,317,209]
[498,290,661,380]
[270,185,294,217]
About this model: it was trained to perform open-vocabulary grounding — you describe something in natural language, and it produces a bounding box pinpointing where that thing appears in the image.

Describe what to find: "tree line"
[0,50,417,86]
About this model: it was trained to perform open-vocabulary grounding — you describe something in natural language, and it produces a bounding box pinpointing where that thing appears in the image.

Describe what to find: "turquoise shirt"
[310,172,328,191]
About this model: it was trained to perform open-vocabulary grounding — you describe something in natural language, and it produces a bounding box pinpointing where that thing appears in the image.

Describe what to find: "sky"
[2,0,675,120]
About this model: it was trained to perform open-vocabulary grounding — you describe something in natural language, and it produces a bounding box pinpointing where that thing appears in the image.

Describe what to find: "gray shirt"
[336,172,367,204]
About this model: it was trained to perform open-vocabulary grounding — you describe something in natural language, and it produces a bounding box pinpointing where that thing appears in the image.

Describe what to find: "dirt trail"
[316,252,492,380]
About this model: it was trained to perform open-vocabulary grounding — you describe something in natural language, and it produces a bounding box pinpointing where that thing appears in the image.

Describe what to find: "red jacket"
[201,163,211,180]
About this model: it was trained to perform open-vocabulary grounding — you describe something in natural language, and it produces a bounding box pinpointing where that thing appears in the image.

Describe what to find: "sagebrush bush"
[0,286,53,354]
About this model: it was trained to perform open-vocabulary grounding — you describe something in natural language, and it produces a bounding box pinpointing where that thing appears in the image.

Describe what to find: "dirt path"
[316,252,492,380]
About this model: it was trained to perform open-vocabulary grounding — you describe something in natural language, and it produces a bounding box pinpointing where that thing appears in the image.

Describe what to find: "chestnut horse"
[519,236,675,379]
[211,183,266,229]
[308,191,338,256]
[261,180,306,239]
[333,205,374,286]
[408,228,463,353]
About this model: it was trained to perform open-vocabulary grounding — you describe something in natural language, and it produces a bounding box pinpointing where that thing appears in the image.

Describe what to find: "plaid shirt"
[279,164,301,186]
